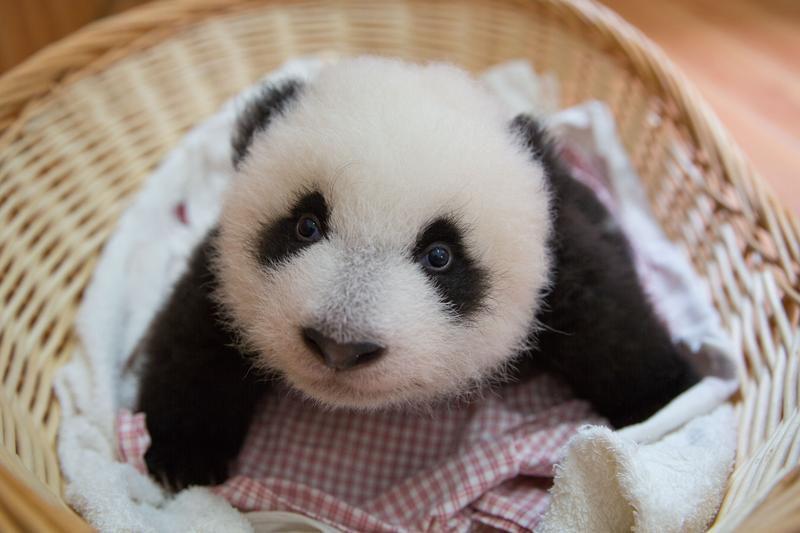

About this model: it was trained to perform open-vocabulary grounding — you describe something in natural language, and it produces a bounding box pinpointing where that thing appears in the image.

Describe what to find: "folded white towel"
[539,405,736,533]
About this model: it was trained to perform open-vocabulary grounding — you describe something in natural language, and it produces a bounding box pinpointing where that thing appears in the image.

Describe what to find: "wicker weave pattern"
[0,1,798,530]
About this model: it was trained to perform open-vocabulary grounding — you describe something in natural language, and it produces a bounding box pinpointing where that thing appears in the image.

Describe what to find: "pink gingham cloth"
[118,373,603,532]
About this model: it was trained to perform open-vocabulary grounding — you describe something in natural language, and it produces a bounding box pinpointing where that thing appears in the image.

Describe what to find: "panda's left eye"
[296,214,322,242]
[421,243,452,272]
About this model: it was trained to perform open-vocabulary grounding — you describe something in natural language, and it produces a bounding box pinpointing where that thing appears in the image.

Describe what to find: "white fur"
[215,57,552,408]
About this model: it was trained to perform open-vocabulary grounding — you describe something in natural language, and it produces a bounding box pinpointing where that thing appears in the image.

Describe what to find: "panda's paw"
[144,440,231,491]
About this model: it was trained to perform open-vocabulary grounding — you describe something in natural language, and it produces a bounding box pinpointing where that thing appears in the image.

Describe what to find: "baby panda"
[138,57,698,489]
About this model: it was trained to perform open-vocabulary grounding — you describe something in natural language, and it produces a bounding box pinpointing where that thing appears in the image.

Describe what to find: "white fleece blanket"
[55,57,738,532]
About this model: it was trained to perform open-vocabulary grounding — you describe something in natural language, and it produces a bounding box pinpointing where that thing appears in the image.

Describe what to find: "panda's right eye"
[296,214,322,242]
[420,243,453,272]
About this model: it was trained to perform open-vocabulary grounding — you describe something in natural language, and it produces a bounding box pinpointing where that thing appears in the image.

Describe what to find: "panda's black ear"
[509,113,564,180]
[232,79,304,170]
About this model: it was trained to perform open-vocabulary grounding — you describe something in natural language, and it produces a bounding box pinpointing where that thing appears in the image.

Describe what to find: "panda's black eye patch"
[255,191,329,267]
[414,217,489,319]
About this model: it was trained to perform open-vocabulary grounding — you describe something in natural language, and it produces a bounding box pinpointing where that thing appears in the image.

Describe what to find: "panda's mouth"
[299,378,389,407]
[285,360,405,408]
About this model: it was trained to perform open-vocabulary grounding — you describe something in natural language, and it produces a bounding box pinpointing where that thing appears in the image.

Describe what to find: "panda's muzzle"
[301,327,385,370]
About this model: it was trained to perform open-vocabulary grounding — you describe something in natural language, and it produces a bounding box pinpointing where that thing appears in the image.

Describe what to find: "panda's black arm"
[512,115,698,427]
[137,229,266,489]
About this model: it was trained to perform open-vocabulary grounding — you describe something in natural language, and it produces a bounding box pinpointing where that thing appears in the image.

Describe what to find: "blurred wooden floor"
[602,0,800,213]
[1,0,798,212]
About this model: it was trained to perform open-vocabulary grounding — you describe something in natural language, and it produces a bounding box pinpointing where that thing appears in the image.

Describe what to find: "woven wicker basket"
[0,0,798,531]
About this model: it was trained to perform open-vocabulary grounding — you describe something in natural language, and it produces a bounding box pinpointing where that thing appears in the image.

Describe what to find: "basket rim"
[1,0,797,270]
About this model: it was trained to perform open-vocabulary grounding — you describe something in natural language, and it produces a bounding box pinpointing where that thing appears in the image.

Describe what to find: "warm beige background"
[1,0,798,212]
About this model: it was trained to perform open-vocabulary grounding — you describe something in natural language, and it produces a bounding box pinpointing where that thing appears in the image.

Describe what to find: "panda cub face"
[215,57,552,409]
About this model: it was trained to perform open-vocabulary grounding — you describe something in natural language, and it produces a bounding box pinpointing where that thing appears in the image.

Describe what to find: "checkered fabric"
[118,373,603,532]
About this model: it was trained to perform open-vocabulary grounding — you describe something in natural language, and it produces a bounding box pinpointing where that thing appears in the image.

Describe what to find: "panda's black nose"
[301,327,385,370]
